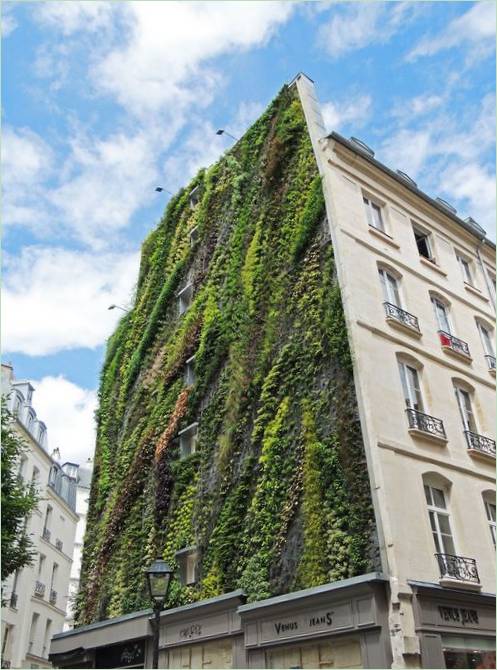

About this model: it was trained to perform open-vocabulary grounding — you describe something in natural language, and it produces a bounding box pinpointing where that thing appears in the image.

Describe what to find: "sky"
[2,1,496,466]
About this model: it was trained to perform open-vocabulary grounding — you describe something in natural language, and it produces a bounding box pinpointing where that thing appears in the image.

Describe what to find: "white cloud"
[2,13,17,37]
[31,376,97,464]
[2,127,54,228]
[391,94,444,121]
[439,162,496,237]
[318,2,419,58]
[2,247,139,356]
[380,129,432,180]
[407,2,496,61]
[35,1,114,35]
[321,94,372,131]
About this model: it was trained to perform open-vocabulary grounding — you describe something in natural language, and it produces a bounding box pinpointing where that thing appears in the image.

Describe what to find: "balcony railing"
[485,354,496,371]
[1,661,11,668]
[9,592,18,608]
[436,553,480,584]
[406,408,447,440]
[465,430,496,459]
[49,589,57,605]
[383,302,420,332]
[55,539,63,552]
[42,527,51,542]
[34,581,46,598]
[438,331,471,359]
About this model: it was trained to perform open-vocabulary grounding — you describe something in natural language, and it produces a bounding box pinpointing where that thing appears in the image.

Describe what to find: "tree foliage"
[1,403,38,583]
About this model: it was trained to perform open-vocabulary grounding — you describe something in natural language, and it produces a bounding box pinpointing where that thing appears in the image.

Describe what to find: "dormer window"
[177,284,193,316]
[189,227,199,247]
[175,546,198,585]
[178,423,198,458]
[184,355,196,386]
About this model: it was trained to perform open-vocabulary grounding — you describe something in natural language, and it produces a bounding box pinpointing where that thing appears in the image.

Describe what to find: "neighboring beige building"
[64,461,93,631]
[1,364,79,669]
[294,73,496,668]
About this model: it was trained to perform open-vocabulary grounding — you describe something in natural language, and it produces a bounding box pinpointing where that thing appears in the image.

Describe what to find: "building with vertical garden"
[56,74,494,670]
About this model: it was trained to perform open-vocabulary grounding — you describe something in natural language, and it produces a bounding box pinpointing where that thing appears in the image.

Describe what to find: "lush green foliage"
[77,85,378,624]
[1,403,38,584]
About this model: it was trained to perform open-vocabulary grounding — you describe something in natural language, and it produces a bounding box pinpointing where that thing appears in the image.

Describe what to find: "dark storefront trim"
[409,580,496,669]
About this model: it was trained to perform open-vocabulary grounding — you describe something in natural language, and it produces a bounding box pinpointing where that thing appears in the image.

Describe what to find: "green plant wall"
[76,84,379,625]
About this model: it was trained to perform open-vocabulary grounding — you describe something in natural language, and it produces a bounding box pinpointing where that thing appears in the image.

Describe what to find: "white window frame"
[424,484,456,557]
[477,321,495,357]
[413,225,434,260]
[454,386,478,433]
[484,500,496,546]
[456,253,473,285]
[178,423,198,458]
[363,195,386,232]
[379,268,401,307]
[398,362,424,412]
[431,296,451,334]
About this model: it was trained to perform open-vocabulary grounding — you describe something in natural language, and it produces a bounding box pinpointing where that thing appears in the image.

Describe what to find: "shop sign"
[438,606,479,626]
[260,603,353,643]
[95,640,145,668]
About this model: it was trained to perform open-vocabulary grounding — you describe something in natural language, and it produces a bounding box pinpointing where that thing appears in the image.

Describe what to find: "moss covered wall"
[77,85,379,625]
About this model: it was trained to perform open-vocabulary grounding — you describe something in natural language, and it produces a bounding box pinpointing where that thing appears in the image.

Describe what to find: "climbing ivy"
[77,84,378,625]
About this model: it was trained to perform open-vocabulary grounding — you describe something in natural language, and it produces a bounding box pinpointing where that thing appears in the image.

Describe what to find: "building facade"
[1,364,79,669]
[50,75,495,669]
[64,462,93,631]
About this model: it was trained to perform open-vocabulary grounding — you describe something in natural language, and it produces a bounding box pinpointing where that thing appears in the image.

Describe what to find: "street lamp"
[146,559,174,669]
[108,304,129,313]
[155,187,173,195]
[215,129,238,141]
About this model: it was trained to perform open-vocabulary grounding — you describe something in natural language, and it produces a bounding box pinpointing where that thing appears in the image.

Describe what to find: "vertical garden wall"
[76,84,379,626]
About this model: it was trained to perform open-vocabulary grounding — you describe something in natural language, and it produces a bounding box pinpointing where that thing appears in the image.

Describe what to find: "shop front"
[238,573,391,669]
[410,581,496,669]
[50,574,391,669]
[50,609,153,669]
[158,590,246,669]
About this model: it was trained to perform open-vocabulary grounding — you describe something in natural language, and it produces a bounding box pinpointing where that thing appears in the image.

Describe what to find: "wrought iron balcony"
[42,527,51,542]
[485,354,496,371]
[9,592,18,608]
[55,539,63,552]
[438,330,471,359]
[49,589,57,605]
[1,660,11,668]
[465,430,496,459]
[34,581,46,598]
[436,553,480,584]
[406,408,447,440]
[383,302,420,332]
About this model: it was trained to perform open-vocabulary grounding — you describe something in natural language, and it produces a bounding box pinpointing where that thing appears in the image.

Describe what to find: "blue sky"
[2,1,495,464]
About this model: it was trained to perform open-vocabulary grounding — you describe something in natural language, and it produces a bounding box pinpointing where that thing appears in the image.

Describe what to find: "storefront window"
[443,636,495,669]
[265,638,362,669]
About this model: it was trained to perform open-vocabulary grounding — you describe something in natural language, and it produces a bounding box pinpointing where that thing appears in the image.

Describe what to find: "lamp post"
[108,304,129,313]
[215,129,238,141]
[146,559,174,669]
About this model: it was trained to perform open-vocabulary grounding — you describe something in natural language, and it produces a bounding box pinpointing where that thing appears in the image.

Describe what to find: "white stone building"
[64,461,93,631]
[1,364,79,669]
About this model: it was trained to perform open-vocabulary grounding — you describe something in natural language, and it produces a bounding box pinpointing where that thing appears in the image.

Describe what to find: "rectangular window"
[487,269,496,304]
[485,501,496,546]
[431,297,451,334]
[478,323,495,356]
[28,613,39,656]
[455,387,477,433]
[399,363,424,411]
[37,554,45,577]
[379,269,401,307]
[413,226,432,260]
[457,254,473,284]
[424,485,456,556]
[363,196,385,232]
